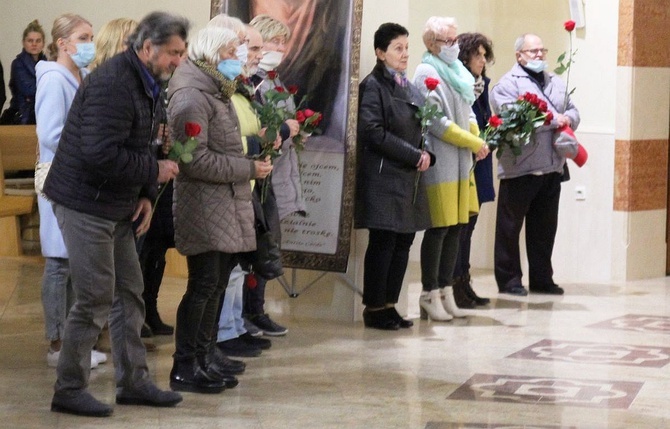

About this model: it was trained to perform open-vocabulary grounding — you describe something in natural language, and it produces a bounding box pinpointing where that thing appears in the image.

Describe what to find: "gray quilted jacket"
[167,59,257,256]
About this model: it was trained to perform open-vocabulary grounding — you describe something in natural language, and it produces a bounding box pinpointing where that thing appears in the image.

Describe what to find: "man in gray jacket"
[490,33,580,296]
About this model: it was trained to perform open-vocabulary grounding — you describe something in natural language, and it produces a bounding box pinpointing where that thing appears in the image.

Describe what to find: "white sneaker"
[47,349,99,369]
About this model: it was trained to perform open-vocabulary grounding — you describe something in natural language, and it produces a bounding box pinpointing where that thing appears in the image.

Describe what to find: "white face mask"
[259,50,283,71]
[524,59,547,73]
[236,44,249,64]
[438,43,460,65]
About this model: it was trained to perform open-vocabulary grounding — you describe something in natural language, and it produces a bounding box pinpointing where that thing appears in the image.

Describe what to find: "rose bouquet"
[482,92,553,158]
[152,121,200,218]
[292,108,323,152]
[413,77,442,203]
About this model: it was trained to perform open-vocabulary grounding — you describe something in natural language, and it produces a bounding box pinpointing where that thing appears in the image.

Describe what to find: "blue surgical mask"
[236,44,249,64]
[70,42,95,69]
[438,43,460,65]
[525,59,547,73]
[217,59,242,80]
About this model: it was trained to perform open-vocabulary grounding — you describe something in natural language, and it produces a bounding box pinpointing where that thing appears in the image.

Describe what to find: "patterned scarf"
[422,52,475,105]
[193,59,237,99]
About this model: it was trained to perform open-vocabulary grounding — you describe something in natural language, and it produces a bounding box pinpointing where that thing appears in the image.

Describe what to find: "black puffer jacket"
[44,49,159,221]
[354,62,432,233]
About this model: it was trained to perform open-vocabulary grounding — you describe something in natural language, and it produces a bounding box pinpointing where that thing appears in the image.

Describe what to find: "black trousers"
[363,229,416,308]
[174,251,235,362]
[453,213,478,279]
[494,172,562,290]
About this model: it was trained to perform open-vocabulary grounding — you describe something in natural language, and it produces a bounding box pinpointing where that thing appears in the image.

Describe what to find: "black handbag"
[239,186,284,280]
[0,106,21,125]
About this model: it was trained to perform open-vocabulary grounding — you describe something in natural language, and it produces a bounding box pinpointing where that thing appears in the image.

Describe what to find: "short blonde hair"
[208,14,246,39]
[188,26,239,64]
[249,14,290,42]
[422,16,457,49]
[90,18,138,70]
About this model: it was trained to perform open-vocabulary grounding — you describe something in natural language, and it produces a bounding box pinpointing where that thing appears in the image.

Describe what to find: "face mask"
[70,42,95,69]
[259,50,283,72]
[236,44,249,64]
[524,59,547,73]
[217,59,243,80]
[438,43,460,65]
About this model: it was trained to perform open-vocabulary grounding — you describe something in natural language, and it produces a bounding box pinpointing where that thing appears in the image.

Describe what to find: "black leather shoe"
[385,307,413,328]
[146,320,174,336]
[197,354,239,388]
[530,284,564,295]
[169,360,226,394]
[498,285,528,296]
[240,332,272,349]
[209,345,246,375]
[140,323,153,338]
[363,309,399,331]
[217,337,262,357]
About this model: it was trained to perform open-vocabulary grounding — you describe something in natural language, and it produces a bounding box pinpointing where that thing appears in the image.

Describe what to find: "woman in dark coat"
[355,23,433,331]
[8,20,47,125]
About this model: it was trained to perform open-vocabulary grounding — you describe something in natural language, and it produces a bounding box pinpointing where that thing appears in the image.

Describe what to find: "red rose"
[274,86,285,93]
[185,122,201,137]
[564,20,576,32]
[312,113,323,126]
[537,100,548,112]
[544,111,554,125]
[287,85,299,95]
[424,77,440,91]
[267,70,278,80]
[304,108,315,118]
[296,110,306,124]
[488,115,503,128]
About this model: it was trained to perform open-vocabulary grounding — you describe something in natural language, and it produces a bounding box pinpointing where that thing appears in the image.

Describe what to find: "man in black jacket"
[45,12,188,417]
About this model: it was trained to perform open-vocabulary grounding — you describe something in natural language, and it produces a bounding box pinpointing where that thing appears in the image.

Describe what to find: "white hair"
[188,26,238,64]
[424,16,457,37]
[208,13,246,38]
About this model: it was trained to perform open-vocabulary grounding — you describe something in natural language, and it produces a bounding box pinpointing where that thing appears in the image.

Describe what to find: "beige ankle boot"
[419,289,453,321]
[440,286,467,318]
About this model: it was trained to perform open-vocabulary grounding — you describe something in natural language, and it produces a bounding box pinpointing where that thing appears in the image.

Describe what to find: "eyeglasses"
[435,38,458,47]
[521,48,548,56]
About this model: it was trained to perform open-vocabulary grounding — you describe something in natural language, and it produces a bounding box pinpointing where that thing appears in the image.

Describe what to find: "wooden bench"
[0,126,38,256]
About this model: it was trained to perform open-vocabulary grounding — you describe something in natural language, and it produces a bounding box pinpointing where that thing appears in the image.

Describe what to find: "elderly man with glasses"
[489,33,580,297]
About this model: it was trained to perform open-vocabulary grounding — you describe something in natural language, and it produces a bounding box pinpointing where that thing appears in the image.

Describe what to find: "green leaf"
[183,138,198,153]
[556,52,566,63]
[180,152,193,163]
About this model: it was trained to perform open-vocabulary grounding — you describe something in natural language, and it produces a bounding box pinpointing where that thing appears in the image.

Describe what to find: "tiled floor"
[1,256,669,428]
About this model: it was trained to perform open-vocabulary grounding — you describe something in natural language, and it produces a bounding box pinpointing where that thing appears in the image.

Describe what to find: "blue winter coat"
[9,49,46,124]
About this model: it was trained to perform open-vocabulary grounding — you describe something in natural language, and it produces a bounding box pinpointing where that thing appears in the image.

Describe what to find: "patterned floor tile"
[507,339,670,367]
[588,314,670,334]
[448,374,643,409]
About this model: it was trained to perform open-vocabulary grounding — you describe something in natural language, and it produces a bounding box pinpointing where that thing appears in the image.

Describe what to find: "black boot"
[169,359,226,394]
[460,274,490,306]
[452,277,476,309]
[197,353,239,388]
[362,308,399,330]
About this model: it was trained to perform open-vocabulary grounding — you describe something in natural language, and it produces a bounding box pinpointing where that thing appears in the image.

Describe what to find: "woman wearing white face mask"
[34,13,106,370]
[412,16,490,322]
[167,25,273,394]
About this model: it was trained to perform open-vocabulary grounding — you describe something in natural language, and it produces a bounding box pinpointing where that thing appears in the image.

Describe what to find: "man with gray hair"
[490,33,580,297]
[45,11,189,417]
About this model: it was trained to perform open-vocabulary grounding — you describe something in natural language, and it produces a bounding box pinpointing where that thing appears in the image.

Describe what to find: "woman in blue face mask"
[35,13,106,370]
[166,25,273,394]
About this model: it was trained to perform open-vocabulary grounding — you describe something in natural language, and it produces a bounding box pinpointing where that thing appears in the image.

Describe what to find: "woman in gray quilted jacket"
[167,26,273,394]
